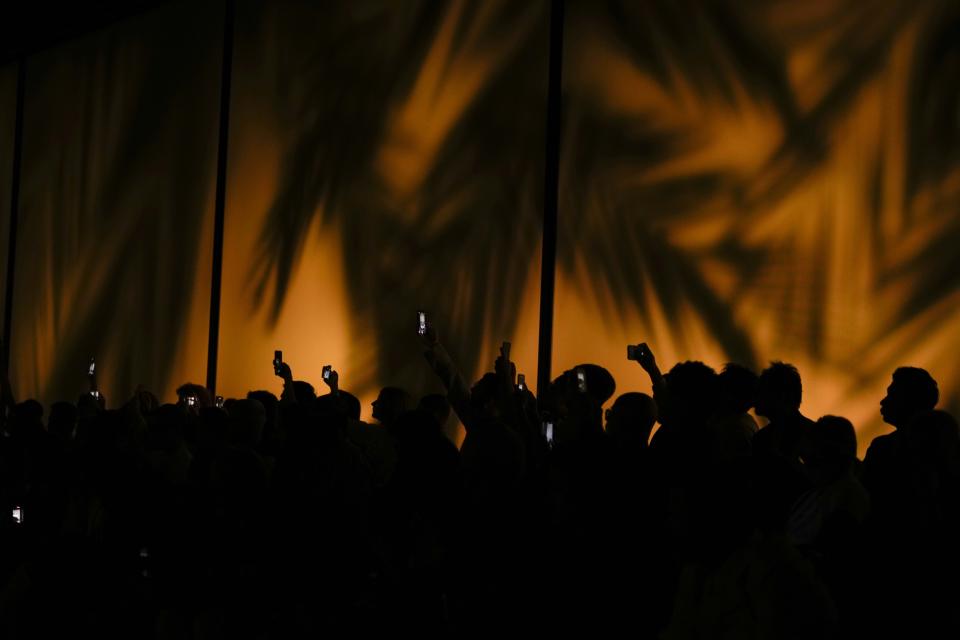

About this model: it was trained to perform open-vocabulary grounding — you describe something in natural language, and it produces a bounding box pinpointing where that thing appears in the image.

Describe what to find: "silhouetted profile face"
[880,367,938,428]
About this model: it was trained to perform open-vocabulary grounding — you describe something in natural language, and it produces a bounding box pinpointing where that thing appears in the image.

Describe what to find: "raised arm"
[420,322,476,431]
[633,342,666,399]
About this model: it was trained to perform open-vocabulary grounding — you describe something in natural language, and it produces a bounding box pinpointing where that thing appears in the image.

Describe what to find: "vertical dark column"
[2,57,26,381]
[206,0,236,394]
[536,0,565,400]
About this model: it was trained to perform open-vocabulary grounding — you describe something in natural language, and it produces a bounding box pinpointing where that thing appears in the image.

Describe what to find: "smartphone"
[322,365,332,381]
[628,343,649,362]
[417,311,427,336]
[576,367,587,393]
[517,373,526,391]
[273,350,283,373]
[543,421,554,447]
[12,506,21,524]
[88,357,96,377]
[187,395,197,407]
[215,395,224,409]
[90,390,100,400]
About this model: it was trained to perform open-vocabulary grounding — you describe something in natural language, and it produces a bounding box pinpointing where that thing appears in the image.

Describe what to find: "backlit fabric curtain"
[2,0,958,451]
[553,0,960,450]
[216,0,548,435]
[9,2,221,406]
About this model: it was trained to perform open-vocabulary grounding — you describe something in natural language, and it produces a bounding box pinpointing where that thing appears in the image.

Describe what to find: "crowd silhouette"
[0,323,957,639]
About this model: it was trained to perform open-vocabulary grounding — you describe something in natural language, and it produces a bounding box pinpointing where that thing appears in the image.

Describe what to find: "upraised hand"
[495,341,516,388]
[274,360,293,383]
[322,366,340,395]
[636,342,658,375]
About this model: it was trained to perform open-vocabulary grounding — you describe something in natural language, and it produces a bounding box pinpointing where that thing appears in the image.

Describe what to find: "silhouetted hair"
[292,380,317,405]
[176,383,212,408]
[15,399,44,424]
[246,390,279,418]
[813,415,857,463]
[337,390,361,421]
[719,363,759,415]
[758,361,802,409]
[891,366,939,413]
[571,364,617,405]
[664,361,719,420]
[610,392,657,431]
[229,398,266,448]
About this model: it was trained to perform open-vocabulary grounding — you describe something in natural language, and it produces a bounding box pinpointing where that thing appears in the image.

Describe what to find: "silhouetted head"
[605,392,657,446]
[337,390,361,421]
[418,393,451,428]
[11,400,44,438]
[133,388,160,415]
[555,364,616,406]
[292,380,316,405]
[718,363,759,415]
[176,383,212,409]
[809,415,857,472]
[880,367,938,429]
[229,398,266,448]
[662,361,718,426]
[247,390,279,424]
[372,386,412,426]
[755,362,802,419]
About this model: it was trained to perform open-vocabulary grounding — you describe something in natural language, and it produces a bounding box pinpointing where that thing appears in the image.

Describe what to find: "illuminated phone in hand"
[517,374,526,391]
[417,311,427,336]
[322,365,332,381]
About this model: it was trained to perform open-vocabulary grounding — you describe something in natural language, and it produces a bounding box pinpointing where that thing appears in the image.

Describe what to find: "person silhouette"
[863,367,939,502]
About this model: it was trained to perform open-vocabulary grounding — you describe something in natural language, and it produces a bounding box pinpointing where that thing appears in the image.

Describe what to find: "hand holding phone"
[215,395,225,409]
[322,365,332,381]
[517,373,526,392]
[87,357,99,397]
[575,367,588,393]
[417,311,427,336]
[629,342,657,373]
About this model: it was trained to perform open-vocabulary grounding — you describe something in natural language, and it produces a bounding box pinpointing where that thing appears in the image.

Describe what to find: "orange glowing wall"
[6,3,220,406]
[553,1,960,455]
[2,0,958,455]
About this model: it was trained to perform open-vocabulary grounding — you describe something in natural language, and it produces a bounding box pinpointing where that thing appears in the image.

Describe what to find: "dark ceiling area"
[1,1,169,64]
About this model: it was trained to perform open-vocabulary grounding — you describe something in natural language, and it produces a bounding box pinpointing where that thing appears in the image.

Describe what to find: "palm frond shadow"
[31,6,220,403]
